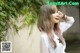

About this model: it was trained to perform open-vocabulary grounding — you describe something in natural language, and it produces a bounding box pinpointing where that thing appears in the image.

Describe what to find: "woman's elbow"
[70,17,75,24]
[67,17,75,24]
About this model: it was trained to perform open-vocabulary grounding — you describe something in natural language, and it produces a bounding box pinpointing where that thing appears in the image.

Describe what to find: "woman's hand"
[58,11,68,20]
[58,11,64,19]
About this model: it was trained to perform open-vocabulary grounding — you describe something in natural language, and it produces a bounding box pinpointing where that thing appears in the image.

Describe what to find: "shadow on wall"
[59,6,80,40]
[59,6,80,53]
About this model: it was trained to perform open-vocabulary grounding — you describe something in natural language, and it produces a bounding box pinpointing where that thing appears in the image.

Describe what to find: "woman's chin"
[55,20,60,23]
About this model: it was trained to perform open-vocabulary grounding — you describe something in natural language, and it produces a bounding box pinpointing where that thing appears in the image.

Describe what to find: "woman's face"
[51,9,63,23]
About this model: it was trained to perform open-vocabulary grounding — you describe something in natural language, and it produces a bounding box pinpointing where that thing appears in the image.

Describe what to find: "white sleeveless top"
[40,17,75,53]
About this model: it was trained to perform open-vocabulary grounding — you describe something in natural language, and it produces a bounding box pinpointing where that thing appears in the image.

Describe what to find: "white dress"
[40,17,75,53]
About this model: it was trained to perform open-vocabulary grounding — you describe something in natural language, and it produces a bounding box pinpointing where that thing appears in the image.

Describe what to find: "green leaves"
[0,0,45,41]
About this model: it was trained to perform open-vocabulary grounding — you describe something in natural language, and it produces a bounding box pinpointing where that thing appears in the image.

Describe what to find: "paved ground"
[66,40,80,53]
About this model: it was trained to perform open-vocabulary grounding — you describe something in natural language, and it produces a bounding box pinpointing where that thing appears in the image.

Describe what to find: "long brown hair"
[37,5,65,48]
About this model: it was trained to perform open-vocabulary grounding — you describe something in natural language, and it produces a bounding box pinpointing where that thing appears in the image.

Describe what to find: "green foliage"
[0,0,45,41]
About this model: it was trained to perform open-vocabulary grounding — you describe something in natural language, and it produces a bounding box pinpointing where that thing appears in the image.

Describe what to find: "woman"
[37,5,75,53]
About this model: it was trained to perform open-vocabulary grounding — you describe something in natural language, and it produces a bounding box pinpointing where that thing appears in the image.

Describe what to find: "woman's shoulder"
[40,32,49,44]
[40,32,49,48]
[40,32,48,39]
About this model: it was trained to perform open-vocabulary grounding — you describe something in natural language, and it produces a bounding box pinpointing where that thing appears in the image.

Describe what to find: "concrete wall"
[59,6,80,40]
[1,24,41,53]
[0,15,41,53]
